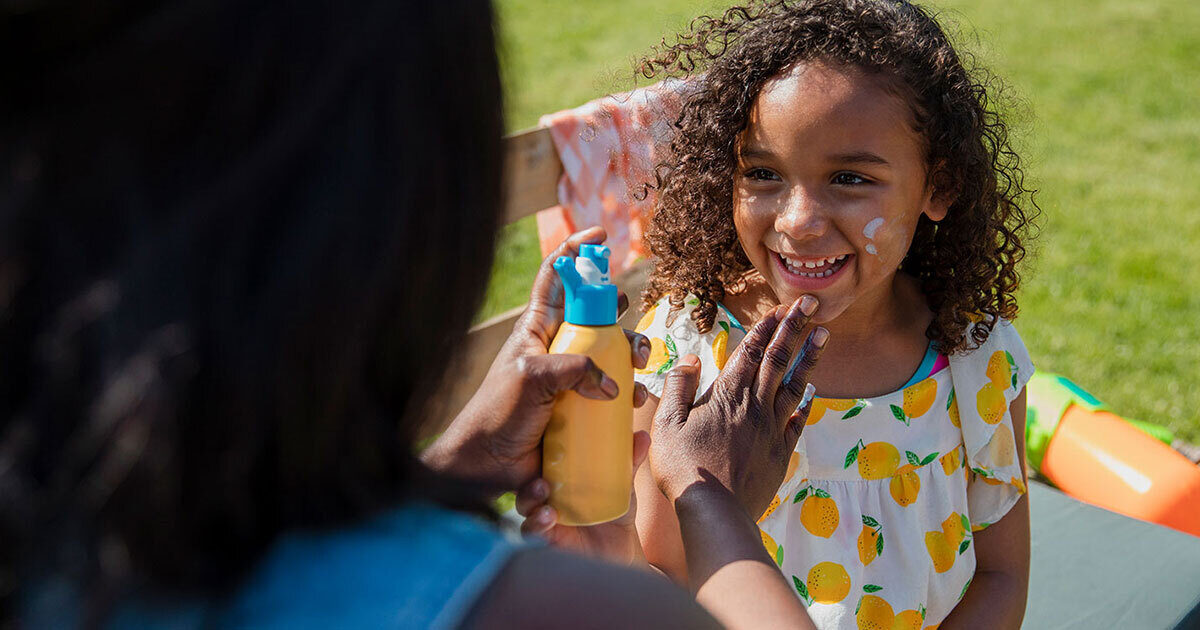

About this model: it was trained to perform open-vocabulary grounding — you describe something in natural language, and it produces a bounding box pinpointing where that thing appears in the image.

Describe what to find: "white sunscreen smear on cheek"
[863,217,884,239]
[863,217,884,256]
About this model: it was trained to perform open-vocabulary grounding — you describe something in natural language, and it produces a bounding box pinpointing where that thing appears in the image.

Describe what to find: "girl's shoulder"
[632,294,747,401]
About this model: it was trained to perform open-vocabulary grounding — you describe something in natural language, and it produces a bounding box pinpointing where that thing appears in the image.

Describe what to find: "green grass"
[487,0,1200,442]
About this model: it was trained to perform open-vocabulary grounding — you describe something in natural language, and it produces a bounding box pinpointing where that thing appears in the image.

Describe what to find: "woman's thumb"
[652,355,701,434]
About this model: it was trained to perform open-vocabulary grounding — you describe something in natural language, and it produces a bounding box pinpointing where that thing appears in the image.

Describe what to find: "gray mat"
[1027,481,1200,629]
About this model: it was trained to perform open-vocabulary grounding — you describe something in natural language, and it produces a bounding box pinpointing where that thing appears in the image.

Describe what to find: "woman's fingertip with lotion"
[799,295,818,315]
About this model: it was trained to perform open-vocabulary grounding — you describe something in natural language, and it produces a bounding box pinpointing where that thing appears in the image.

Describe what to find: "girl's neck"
[725,270,934,399]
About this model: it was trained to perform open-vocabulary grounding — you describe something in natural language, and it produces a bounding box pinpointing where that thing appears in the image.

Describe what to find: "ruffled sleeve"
[632,295,746,403]
[946,318,1035,529]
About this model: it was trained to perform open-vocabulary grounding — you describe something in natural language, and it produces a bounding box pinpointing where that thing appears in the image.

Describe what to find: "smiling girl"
[630,1,1039,628]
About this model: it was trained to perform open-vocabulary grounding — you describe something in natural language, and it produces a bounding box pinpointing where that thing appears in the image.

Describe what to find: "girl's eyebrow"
[831,151,891,166]
[738,146,774,160]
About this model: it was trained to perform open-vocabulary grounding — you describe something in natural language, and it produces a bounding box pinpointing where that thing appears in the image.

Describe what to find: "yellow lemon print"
[939,448,962,475]
[856,593,895,630]
[795,485,840,538]
[806,561,851,604]
[712,320,730,370]
[941,512,969,549]
[924,625,941,630]
[759,494,781,523]
[809,397,866,425]
[845,440,900,480]
[634,305,657,333]
[924,531,956,573]
[636,334,678,375]
[947,387,961,428]
[987,423,1016,467]
[889,464,921,507]
[891,378,937,425]
[1011,475,1027,494]
[858,515,884,566]
[986,350,1019,390]
[892,606,926,630]
[976,382,1007,425]
[760,528,784,566]
[784,451,800,484]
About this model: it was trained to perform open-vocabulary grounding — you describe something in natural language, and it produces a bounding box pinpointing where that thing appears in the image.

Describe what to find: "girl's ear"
[922,163,956,222]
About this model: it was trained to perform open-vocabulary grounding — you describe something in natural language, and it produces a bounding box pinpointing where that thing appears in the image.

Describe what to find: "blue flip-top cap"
[554,244,618,326]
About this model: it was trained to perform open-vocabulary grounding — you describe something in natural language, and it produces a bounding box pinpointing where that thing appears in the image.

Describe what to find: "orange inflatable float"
[1025,372,1200,538]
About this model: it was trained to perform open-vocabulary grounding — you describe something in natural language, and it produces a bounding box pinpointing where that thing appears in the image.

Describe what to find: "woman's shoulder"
[633,294,746,401]
[218,503,522,629]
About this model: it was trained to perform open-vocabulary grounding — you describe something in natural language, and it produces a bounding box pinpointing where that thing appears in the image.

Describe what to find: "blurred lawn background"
[486,0,1200,442]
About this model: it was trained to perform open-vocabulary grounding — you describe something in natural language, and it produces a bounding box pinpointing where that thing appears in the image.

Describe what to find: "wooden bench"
[426,127,651,433]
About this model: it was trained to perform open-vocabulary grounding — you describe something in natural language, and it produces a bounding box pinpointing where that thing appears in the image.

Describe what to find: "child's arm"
[633,393,690,583]
[940,388,1031,629]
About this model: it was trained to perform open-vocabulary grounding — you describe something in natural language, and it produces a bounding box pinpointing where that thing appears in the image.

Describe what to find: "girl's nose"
[775,187,829,239]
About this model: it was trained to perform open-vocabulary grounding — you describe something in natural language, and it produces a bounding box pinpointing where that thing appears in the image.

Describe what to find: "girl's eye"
[833,172,869,186]
[745,168,781,182]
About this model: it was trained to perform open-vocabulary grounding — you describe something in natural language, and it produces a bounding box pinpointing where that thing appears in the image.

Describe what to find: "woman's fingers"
[626,329,651,370]
[776,327,829,413]
[720,305,784,389]
[757,296,818,396]
[521,504,557,536]
[517,353,619,402]
[515,478,550,517]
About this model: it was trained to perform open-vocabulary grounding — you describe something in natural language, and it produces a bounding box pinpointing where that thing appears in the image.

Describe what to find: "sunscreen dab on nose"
[543,244,634,525]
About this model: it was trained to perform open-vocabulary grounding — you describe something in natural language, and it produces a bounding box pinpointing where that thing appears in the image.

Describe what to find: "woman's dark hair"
[0,0,503,621]
[638,0,1038,353]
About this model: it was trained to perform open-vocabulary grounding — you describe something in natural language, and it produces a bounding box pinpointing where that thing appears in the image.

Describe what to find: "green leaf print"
[718,320,730,333]
[654,334,679,375]
[776,545,785,566]
[863,584,883,593]
[947,387,956,410]
[960,514,971,533]
[959,577,972,601]
[891,404,908,425]
[793,576,813,606]
[687,297,700,306]
[1012,373,1018,390]
[844,442,861,469]
[971,467,993,478]
[814,489,831,499]
[920,452,940,467]
[862,515,880,528]
[794,488,809,503]
[959,539,971,555]
[876,533,884,556]
[842,401,866,420]
[906,451,921,467]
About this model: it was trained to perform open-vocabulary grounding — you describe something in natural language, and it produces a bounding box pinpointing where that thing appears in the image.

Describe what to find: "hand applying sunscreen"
[543,244,634,525]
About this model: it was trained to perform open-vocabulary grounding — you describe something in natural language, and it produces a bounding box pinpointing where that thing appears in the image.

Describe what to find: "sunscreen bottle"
[543,244,633,525]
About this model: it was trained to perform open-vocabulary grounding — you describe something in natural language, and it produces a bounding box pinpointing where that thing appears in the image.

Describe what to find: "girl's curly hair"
[638,0,1038,354]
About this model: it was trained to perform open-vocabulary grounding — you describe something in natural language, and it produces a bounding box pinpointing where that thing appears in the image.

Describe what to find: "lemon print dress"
[634,296,1034,630]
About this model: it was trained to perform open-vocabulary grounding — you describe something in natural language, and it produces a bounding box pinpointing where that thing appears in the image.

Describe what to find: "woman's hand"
[651,295,827,519]
[515,431,651,567]
[422,227,650,489]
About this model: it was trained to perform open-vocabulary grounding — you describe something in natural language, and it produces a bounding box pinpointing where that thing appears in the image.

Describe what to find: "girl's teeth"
[781,253,847,278]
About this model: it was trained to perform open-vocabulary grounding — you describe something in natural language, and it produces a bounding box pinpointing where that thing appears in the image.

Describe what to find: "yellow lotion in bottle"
[543,244,633,525]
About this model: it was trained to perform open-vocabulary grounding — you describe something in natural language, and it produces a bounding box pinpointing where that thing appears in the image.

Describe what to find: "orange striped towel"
[535,80,686,277]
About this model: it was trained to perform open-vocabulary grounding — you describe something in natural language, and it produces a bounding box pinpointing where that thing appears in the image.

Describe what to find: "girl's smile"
[733,60,949,325]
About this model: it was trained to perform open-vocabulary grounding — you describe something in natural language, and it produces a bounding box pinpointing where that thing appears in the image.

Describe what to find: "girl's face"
[733,61,948,323]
